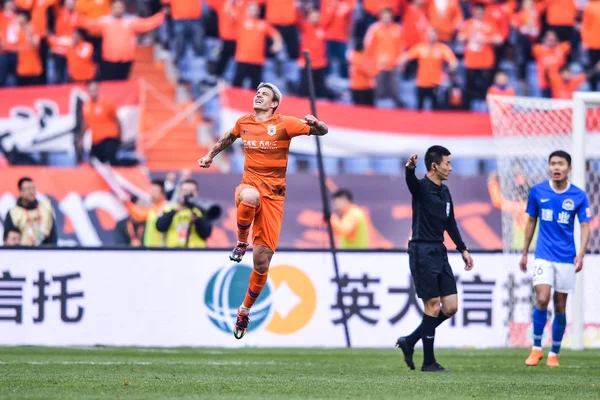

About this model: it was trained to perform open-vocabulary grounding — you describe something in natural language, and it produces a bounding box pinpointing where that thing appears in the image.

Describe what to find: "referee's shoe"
[396,337,451,372]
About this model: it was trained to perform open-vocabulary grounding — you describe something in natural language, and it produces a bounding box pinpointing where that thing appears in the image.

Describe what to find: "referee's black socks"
[420,314,438,365]
[406,311,450,347]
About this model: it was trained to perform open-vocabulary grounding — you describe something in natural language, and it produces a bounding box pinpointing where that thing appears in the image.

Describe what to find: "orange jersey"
[235,18,278,65]
[458,19,499,69]
[485,3,510,40]
[55,7,80,37]
[162,0,203,20]
[487,85,516,96]
[348,49,377,90]
[582,1,600,50]
[403,4,429,49]
[0,11,17,52]
[232,114,311,198]
[76,0,111,19]
[48,36,96,81]
[298,21,327,69]
[364,21,404,71]
[363,0,404,16]
[406,42,457,88]
[83,100,120,145]
[427,0,463,42]
[265,0,297,26]
[543,0,577,26]
[511,7,542,40]
[216,0,246,40]
[532,42,570,89]
[549,72,587,99]
[322,0,355,42]
[16,26,42,77]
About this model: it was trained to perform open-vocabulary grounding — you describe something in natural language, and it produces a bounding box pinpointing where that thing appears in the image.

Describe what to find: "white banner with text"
[0,250,598,348]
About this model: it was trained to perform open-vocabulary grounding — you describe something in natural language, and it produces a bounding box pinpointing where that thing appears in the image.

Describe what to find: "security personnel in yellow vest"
[155,179,213,248]
[3,177,57,246]
[330,189,370,249]
[124,180,168,247]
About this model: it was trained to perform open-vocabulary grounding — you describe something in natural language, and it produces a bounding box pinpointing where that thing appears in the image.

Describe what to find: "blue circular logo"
[205,264,272,334]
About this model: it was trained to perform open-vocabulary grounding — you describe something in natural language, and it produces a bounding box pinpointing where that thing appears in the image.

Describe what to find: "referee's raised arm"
[405,153,420,196]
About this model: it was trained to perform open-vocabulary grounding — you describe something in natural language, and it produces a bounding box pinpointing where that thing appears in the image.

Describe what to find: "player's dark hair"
[182,178,198,188]
[425,145,451,171]
[332,189,353,202]
[549,150,571,166]
[18,177,33,190]
[151,179,165,194]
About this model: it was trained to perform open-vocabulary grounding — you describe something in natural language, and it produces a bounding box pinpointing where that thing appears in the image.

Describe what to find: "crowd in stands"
[2,0,600,111]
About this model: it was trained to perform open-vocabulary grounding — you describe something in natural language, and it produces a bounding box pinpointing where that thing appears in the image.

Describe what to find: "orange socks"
[242,269,268,310]
[237,201,256,243]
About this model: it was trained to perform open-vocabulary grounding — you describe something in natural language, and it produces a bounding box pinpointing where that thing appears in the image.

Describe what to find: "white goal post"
[487,92,600,350]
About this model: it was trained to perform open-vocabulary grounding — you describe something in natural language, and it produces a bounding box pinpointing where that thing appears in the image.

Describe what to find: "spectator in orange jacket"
[532,30,570,98]
[15,0,56,85]
[364,7,404,108]
[427,0,463,43]
[232,2,282,89]
[161,0,204,63]
[549,64,596,99]
[51,0,79,83]
[348,39,378,106]
[14,10,42,86]
[297,8,335,100]
[214,0,246,78]
[81,81,122,165]
[322,0,354,79]
[264,0,300,89]
[81,0,166,81]
[512,0,542,81]
[582,0,600,90]
[457,2,502,110]
[399,28,458,111]
[0,0,18,87]
[540,0,578,53]
[487,70,516,96]
[48,29,96,82]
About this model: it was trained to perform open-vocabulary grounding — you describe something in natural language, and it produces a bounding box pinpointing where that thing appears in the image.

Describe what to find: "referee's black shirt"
[405,165,467,252]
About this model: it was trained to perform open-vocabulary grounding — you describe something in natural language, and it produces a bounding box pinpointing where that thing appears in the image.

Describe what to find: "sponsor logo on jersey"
[557,211,570,224]
[562,199,574,211]
[586,207,591,218]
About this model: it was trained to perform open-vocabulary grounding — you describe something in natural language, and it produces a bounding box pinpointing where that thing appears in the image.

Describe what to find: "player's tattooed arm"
[209,129,237,158]
[304,114,328,136]
[309,120,329,136]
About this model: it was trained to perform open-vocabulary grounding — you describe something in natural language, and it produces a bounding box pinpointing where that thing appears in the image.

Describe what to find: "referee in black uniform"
[396,145,474,372]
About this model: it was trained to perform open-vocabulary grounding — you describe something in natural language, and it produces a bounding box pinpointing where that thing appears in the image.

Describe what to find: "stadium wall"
[1,249,599,349]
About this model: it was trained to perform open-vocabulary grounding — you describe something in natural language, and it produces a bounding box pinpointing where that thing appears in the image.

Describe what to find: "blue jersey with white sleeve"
[526,180,591,263]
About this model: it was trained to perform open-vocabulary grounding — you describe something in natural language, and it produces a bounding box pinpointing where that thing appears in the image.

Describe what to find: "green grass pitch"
[1,347,599,399]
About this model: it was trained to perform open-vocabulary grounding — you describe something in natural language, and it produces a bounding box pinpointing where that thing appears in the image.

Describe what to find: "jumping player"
[521,150,591,367]
[197,82,328,339]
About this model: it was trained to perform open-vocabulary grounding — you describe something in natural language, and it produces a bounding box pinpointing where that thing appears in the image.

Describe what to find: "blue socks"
[551,314,567,354]
[532,307,548,348]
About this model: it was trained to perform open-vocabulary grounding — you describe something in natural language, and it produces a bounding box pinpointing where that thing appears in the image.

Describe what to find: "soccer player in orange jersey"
[197,82,328,339]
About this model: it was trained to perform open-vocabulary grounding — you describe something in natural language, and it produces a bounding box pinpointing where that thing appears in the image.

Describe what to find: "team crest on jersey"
[267,125,277,136]
[562,199,574,211]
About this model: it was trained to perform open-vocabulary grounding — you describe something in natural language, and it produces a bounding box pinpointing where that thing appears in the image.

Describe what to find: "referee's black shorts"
[408,241,457,299]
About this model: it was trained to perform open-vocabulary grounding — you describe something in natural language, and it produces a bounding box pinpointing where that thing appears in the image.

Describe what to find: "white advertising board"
[0,250,598,348]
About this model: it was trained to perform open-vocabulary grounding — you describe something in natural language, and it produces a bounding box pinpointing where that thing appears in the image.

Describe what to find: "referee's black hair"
[549,150,571,166]
[18,177,33,190]
[332,189,353,202]
[425,145,451,171]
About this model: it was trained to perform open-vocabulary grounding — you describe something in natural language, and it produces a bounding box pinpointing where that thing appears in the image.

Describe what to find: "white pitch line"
[0,360,314,366]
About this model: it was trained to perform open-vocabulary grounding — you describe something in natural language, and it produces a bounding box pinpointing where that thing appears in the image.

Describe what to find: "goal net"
[487,93,600,349]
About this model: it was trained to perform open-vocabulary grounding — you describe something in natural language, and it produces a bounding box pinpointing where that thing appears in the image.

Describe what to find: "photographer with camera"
[155,179,220,248]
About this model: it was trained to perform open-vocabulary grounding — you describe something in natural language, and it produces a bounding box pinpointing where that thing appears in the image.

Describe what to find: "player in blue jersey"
[520,150,591,367]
